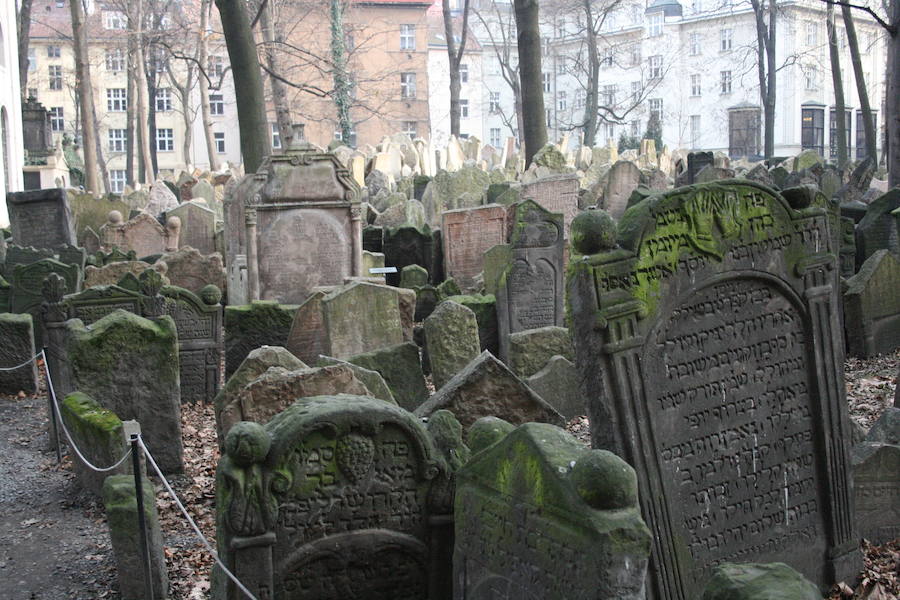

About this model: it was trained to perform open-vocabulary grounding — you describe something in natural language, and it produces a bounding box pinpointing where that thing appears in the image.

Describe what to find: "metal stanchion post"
[126,422,155,600]
[42,348,62,464]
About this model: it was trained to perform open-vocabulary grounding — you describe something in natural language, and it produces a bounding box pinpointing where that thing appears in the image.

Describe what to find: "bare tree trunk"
[260,0,294,148]
[94,120,110,194]
[442,0,470,137]
[765,3,776,158]
[827,2,848,168]
[841,5,877,162]
[215,0,269,174]
[126,58,136,186]
[889,0,899,187]
[131,0,155,183]
[69,0,102,194]
[198,0,219,171]
[513,0,547,166]
[582,0,600,146]
[17,0,33,100]
[330,0,352,145]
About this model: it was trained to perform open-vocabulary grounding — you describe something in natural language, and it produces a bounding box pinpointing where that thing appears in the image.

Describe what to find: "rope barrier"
[137,436,258,600]
[39,350,134,473]
[0,351,43,371]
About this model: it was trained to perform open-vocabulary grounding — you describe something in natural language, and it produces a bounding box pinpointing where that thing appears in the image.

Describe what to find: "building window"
[271,123,281,149]
[692,0,704,12]
[558,91,567,111]
[856,110,876,159]
[728,108,760,158]
[720,70,732,94]
[400,72,416,98]
[575,89,586,109]
[690,74,701,96]
[546,109,552,127]
[631,81,641,101]
[156,128,174,152]
[630,120,640,136]
[649,55,662,79]
[690,115,701,148]
[600,48,613,68]
[460,63,468,83]
[47,46,61,58]
[155,88,172,112]
[109,170,127,194]
[27,48,36,72]
[829,108,852,158]
[214,132,225,154]
[557,57,566,74]
[720,29,733,52]
[555,16,566,38]
[48,65,63,90]
[400,24,415,50]
[106,49,125,72]
[460,99,469,118]
[649,98,663,122]
[806,21,818,46]
[804,65,818,91]
[489,92,500,113]
[333,128,357,147]
[490,127,501,147]
[209,94,224,115]
[601,84,616,106]
[689,32,701,56]
[108,128,127,153]
[49,107,64,132]
[107,88,127,111]
[604,122,615,140]
[801,107,825,156]
[403,121,417,137]
[648,13,663,37]
[28,88,37,100]
[542,73,551,93]
[104,11,127,30]
[629,45,641,66]
[838,27,846,49]
[208,55,224,79]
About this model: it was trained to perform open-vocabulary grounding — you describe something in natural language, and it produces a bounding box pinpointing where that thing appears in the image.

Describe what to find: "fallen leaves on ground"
[827,540,900,599]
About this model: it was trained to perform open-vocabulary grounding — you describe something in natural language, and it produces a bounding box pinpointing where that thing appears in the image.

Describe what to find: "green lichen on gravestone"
[424,301,481,390]
[316,355,396,405]
[224,301,299,377]
[467,416,515,454]
[400,264,429,289]
[60,392,128,496]
[508,326,574,378]
[569,207,617,256]
[426,409,471,471]
[103,475,168,600]
[347,341,427,412]
[532,144,568,171]
[700,563,821,600]
[445,293,498,355]
[437,278,461,299]
[0,312,38,394]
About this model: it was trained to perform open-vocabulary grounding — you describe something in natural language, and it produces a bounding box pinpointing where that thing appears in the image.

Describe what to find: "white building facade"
[452,0,887,159]
[1,1,25,226]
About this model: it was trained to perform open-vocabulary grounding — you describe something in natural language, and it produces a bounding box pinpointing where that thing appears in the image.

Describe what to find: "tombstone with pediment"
[11,258,82,345]
[228,132,363,305]
[168,201,217,255]
[497,201,565,362]
[6,189,76,248]
[567,181,860,599]
[215,395,452,599]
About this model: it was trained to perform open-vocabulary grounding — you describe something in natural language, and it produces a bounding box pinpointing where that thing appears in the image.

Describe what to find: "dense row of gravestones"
[2,140,899,600]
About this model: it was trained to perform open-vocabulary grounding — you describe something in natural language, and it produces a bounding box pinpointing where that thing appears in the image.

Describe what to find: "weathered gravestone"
[225,301,298,378]
[6,188,76,248]
[321,281,404,359]
[65,310,183,473]
[12,258,82,345]
[686,152,715,185]
[424,300,481,390]
[0,313,39,394]
[162,285,224,404]
[232,138,363,304]
[157,246,226,294]
[99,211,181,258]
[855,189,900,270]
[83,261,160,288]
[843,250,900,358]
[519,174,580,240]
[496,201,564,362]
[567,180,860,598]
[215,396,453,599]
[415,350,565,431]
[602,161,642,220]
[382,225,439,287]
[851,408,900,545]
[59,392,130,497]
[443,204,508,291]
[454,422,651,599]
[526,355,583,420]
[167,201,218,255]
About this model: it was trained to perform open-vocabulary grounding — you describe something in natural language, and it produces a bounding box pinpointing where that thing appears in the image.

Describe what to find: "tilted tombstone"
[284,290,328,365]
[454,422,651,599]
[851,411,900,545]
[442,204,508,291]
[236,135,363,304]
[602,161,642,220]
[686,152,715,185]
[167,201,218,255]
[855,189,900,270]
[843,250,900,358]
[6,189,76,248]
[519,174,580,240]
[215,396,452,599]
[321,281,404,359]
[65,310,183,473]
[0,313,39,394]
[567,181,860,598]
[496,201,565,362]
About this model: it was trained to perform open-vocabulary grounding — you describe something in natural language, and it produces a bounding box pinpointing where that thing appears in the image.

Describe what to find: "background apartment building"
[1,2,24,220]
[460,0,887,159]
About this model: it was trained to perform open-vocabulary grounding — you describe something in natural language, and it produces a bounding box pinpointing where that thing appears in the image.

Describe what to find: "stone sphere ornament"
[224,421,271,466]
[570,207,617,255]
[570,449,637,510]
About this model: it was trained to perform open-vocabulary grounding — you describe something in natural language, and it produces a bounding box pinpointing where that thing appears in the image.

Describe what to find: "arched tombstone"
[567,181,860,599]
[216,395,452,600]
